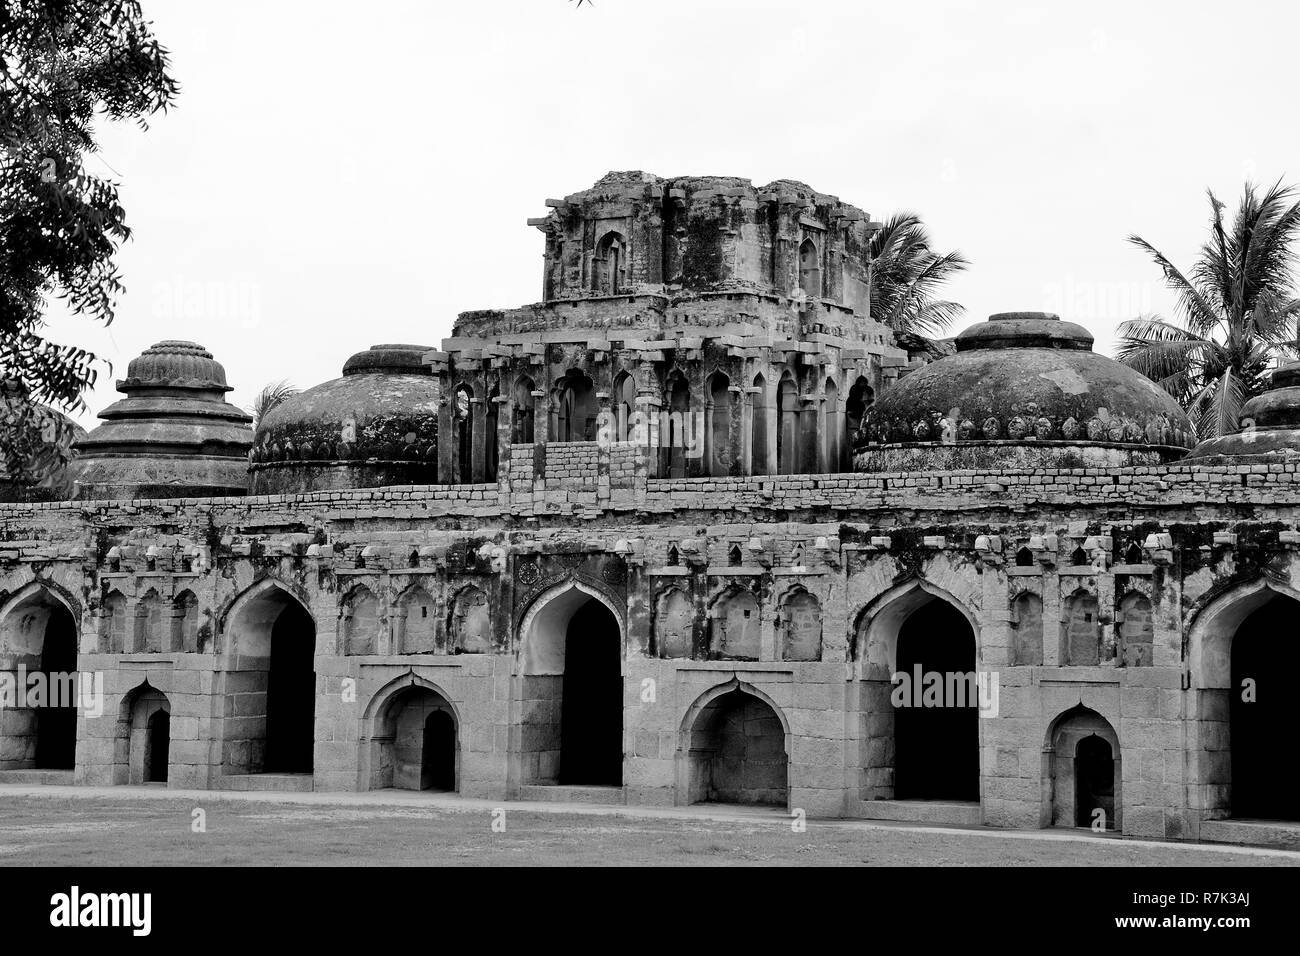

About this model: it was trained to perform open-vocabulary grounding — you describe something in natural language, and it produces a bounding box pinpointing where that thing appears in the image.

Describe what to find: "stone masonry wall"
[1,459,1299,841]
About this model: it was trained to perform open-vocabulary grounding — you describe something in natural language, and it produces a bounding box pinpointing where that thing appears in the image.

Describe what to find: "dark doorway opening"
[1074,734,1114,827]
[894,600,979,800]
[34,609,77,770]
[422,710,456,791]
[146,710,170,783]
[264,601,315,773]
[1231,598,1300,820]
[559,600,622,785]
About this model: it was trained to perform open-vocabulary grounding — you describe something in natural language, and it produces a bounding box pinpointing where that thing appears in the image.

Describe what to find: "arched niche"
[1042,705,1121,831]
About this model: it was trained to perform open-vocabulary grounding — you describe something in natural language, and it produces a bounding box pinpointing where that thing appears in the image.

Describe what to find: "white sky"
[42,0,1300,427]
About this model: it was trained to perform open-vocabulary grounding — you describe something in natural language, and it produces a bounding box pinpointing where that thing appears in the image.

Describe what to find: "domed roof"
[856,312,1196,471]
[1183,362,1300,461]
[248,344,440,495]
[69,341,252,499]
[120,340,232,391]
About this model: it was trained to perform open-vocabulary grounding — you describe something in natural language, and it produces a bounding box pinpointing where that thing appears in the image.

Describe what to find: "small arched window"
[512,376,536,444]
[553,370,596,442]
[1064,590,1100,666]
[595,231,628,295]
[846,376,874,446]
[799,237,820,297]
[453,383,474,483]
[1010,592,1044,666]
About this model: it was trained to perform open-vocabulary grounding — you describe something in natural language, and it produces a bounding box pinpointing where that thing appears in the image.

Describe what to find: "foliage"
[0,0,177,481]
[250,380,298,428]
[1117,181,1300,439]
[866,213,970,338]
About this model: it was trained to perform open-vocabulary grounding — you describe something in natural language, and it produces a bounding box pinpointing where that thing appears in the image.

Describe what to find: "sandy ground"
[0,785,1295,866]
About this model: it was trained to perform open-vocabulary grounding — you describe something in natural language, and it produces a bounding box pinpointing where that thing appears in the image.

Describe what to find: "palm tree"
[867,213,971,338]
[1117,181,1300,439]
[249,380,299,429]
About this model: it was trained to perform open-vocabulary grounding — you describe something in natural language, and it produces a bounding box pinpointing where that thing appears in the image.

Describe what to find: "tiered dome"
[69,341,253,499]
[248,344,439,495]
[1183,362,1300,461]
[855,312,1196,471]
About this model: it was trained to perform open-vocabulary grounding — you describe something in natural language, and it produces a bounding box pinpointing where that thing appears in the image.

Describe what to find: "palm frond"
[1187,368,1248,440]
[250,380,299,427]
[1127,234,1222,336]
[868,214,969,338]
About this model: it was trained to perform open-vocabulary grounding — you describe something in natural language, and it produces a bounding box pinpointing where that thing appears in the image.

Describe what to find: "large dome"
[69,340,252,499]
[855,312,1196,471]
[248,344,440,495]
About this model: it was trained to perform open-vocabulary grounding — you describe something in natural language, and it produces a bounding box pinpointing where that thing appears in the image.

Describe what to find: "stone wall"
[1,460,1298,841]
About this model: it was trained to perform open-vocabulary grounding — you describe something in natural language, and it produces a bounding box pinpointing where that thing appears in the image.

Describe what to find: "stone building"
[0,173,1297,848]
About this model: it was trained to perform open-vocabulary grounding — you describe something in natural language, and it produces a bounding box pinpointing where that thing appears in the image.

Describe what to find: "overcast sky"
[43,0,1300,427]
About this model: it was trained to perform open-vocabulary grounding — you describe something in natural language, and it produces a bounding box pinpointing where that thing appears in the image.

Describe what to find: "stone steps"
[0,770,75,786]
[214,773,314,793]
[518,785,626,805]
[856,799,982,826]
[1200,819,1300,850]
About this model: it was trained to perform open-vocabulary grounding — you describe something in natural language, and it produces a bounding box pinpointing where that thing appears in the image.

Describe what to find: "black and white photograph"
[0,0,1295,933]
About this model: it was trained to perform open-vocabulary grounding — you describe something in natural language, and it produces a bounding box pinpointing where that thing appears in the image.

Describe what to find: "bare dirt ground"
[0,788,1296,866]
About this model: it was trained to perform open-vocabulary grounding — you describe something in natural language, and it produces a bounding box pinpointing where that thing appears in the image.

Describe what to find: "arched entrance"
[854,581,981,804]
[366,682,458,791]
[1043,705,1121,830]
[1189,582,1300,821]
[682,686,788,807]
[220,581,316,776]
[0,585,78,772]
[1230,594,1300,820]
[116,683,171,785]
[519,583,623,788]
[894,600,979,800]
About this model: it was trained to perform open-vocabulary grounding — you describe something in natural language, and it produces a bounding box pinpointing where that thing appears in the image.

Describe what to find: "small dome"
[69,341,252,499]
[856,312,1196,471]
[120,340,231,391]
[248,344,440,495]
[1183,362,1300,461]
[342,343,436,376]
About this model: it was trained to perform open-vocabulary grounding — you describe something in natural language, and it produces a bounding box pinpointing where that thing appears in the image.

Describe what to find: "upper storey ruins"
[535,171,877,306]
[450,171,894,348]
